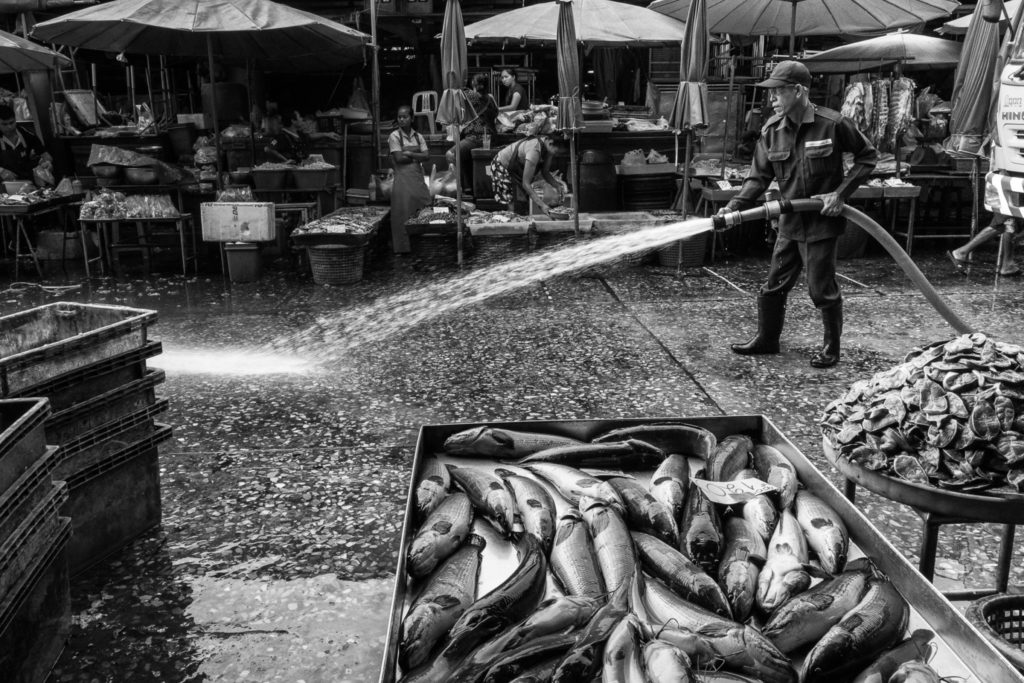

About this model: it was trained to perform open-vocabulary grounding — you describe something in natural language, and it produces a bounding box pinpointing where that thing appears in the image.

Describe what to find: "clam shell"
[893,454,929,484]
[994,395,1016,431]
[969,401,1001,441]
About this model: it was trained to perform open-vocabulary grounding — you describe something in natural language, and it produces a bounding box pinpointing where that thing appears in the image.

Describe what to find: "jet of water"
[269,217,715,361]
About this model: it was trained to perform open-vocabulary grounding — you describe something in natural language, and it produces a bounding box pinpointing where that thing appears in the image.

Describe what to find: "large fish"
[692,622,798,683]
[592,422,717,458]
[502,595,604,651]
[717,516,767,622]
[734,468,779,544]
[850,630,935,683]
[581,497,637,593]
[756,509,825,613]
[633,531,731,618]
[642,574,734,631]
[707,435,753,482]
[512,438,665,470]
[497,469,556,552]
[761,559,874,653]
[407,492,473,578]
[609,476,679,545]
[602,614,645,683]
[650,453,690,524]
[549,510,605,598]
[399,534,485,670]
[447,465,518,538]
[679,480,722,574]
[444,426,583,458]
[801,577,910,683]
[480,631,580,683]
[551,579,631,683]
[643,640,695,683]
[636,622,720,671]
[414,455,449,520]
[793,489,849,575]
[524,462,625,514]
[506,654,562,683]
[887,660,942,683]
[752,444,799,510]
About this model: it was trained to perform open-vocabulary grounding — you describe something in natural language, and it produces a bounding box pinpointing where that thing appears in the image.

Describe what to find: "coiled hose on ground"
[712,197,975,335]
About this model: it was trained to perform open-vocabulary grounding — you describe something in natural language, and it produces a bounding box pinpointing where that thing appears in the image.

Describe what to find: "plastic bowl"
[123,165,159,185]
[2,181,31,194]
[90,163,121,179]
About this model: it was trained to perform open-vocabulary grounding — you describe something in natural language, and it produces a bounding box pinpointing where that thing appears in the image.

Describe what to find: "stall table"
[79,214,196,277]
[0,194,85,278]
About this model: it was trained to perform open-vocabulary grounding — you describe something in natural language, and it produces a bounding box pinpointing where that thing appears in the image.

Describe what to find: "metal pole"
[789,1,797,56]
[370,0,382,173]
[455,125,464,266]
[207,35,223,190]
[571,130,580,237]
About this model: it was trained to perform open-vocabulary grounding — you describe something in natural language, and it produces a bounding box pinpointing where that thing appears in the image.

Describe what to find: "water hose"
[711,198,975,335]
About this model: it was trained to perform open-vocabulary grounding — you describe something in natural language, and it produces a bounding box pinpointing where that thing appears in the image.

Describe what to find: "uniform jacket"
[726,102,878,242]
[0,127,46,180]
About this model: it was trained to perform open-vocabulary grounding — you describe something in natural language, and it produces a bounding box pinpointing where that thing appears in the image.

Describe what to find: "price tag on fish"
[691,477,777,505]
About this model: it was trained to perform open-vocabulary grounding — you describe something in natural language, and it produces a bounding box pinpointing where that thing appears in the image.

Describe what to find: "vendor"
[498,68,528,112]
[489,135,567,215]
[388,105,432,255]
[262,112,304,163]
[0,104,53,184]
[446,74,498,195]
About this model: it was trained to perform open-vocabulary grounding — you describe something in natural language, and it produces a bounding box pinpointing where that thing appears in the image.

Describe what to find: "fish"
[592,422,718,458]
[801,577,910,683]
[679,481,722,574]
[447,465,518,538]
[512,438,665,470]
[850,630,934,683]
[551,579,631,683]
[399,534,485,670]
[481,631,580,683]
[524,462,625,514]
[443,426,583,458]
[717,516,767,622]
[887,660,942,683]
[581,498,637,593]
[497,469,557,552]
[650,453,690,524]
[707,435,753,482]
[414,455,450,520]
[761,559,874,653]
[609,476,679,545]
[693,622,799,683]
[642,574,734,632]
[752,444,799,510]
[794,489,849,575]
[501,595,604,652]
[549,509,605,598]
[633,531,732,618]
[602,614,645,683]
[636,622,720,671]
[756,509,825,613]
[407,492,473,578]
[643,640,695,683]
[506,653,562,683]
[734,468,779,544]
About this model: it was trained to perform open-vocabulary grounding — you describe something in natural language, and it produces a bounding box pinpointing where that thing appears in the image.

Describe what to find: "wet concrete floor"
[3,233,1022,682]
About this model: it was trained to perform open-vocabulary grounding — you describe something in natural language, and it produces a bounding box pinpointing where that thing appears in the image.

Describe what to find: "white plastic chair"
[412,91,438,134]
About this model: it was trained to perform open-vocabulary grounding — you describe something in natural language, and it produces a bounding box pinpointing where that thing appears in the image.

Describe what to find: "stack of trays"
[0,302,172,574]
[0,398,71,683]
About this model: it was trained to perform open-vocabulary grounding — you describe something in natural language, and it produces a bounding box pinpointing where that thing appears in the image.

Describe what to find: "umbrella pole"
[145,56,155,128]
[789,2,797,56]
[454,125,464,267]
[207,35,223,191]
[721,62,735,180]
[572,130,580,237]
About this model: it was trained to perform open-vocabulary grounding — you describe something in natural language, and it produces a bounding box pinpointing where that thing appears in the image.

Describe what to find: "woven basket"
[657,232,708,268]
[409,233,471,269]
[307,244,364,285]
[966,594,1024,673]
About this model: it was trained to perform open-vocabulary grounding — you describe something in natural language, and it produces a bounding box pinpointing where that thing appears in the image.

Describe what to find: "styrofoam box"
[200,202,276,242]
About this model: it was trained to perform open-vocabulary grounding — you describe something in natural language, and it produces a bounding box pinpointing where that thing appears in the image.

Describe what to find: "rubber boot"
[731,295,785,355]
[810,303,842,368]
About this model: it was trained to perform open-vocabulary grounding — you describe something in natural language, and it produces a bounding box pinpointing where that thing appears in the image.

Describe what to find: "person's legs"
[998,221,1020,275]
[804,237,842,368]
[731,237,802,355]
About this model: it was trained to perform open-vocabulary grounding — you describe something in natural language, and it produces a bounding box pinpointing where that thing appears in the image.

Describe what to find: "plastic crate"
[0,446,59,545]
[307,245,365,285]
[0,483,66,601]
[63,424,172,574]
[0,519,70,683]
[45,370,164,448]
[54,400,168,482]
[0,303,157,396]
[7,342,161,412]
[0,399,50,495]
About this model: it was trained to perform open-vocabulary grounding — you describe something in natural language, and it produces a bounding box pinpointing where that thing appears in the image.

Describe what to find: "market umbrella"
[649,0,959,56]
[555,0,583,236]
[803,31,962,73]
[670,0,709,221]
[939,0,1020,34]
[462,0,689,46]
[0,29,72,73]
[435,0,470,266]
[948,1,1002,149]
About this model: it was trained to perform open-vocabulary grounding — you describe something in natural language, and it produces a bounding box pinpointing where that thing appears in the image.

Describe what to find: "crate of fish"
[380,416,1024,683]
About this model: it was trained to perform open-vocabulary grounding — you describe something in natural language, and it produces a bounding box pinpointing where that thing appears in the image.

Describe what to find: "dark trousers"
[760,235,841,309]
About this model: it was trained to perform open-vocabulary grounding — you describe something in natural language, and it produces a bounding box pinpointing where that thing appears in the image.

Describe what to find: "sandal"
[947,250,969,271]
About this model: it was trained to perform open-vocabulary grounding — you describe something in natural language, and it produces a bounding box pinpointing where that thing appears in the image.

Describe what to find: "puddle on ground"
[159,348,318,376]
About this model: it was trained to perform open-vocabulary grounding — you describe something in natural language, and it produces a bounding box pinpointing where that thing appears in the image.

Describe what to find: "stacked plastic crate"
[0,302,171,574]
[0,398,70,682]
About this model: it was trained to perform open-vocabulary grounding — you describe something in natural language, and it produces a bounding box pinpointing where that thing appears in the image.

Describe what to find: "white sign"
[692,477,777,505]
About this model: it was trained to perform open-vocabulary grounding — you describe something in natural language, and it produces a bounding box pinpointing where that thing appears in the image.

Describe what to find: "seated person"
[0,103,53,184]
[263,112,304,164]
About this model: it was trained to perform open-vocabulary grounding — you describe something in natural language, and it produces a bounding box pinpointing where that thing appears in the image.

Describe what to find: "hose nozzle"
[711,199,805,231]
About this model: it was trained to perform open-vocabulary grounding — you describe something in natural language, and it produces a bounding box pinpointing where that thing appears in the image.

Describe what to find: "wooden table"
[79,213,196,277]
[0,194,85,278]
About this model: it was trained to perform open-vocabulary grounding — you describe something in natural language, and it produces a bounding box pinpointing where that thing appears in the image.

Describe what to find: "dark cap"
[756,60,811,89]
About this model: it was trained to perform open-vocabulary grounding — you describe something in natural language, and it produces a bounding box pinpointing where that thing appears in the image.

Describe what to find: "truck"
[986,0,1024,217]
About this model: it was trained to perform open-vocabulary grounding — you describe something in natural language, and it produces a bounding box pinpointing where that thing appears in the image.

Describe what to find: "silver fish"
[592,422,717,458]
[407,492,473,578]
[610,476,679,545]
[718,516,767,622]
[752,444,799,511]
[633,531,732,618]
[444,426,583,458]
[550,579,631,683]
[850,629,934,683]
[497,469,557,552]
[512,438,665,470]
[524,462,625,513]
[679,480,722,574]
[708,435,753,482]
[887,660,942,683]
[399,534,485,670]
[756,509,822,613]
[650,453,689,524]
[550,509,605,598]
[734,468,779,544]
[693,622,798,683]
[793,489,849,575]
[447,465,518,538]
[602,614,644,683]
[502,595,603,651]
[636,622,720,671]
[415,455,449,520]
[642,574,734,631]
[581,498,637,593]
[643,640,695,683]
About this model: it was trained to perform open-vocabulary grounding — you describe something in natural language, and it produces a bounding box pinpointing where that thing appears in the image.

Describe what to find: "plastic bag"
[370,169,394,201]
[429,166,458,197]
[348,78,371,113]
[33,165,55,188]
[622,149,646,166]
[646,149,668,164]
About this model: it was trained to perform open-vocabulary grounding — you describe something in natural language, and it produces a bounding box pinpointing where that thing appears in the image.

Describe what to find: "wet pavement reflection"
[4,241,1021,681]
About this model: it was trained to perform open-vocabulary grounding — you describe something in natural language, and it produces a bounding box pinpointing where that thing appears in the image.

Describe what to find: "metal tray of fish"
[380,415,1024,682]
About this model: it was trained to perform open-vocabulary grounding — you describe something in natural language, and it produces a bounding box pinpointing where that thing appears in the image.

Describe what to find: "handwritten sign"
[692,477,777,505]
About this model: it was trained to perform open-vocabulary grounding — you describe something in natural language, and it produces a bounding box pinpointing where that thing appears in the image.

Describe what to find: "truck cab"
[989,14,1024,215]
